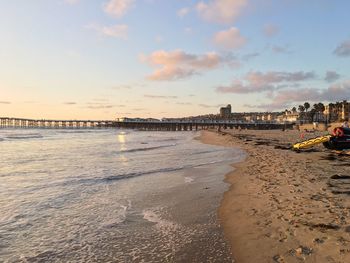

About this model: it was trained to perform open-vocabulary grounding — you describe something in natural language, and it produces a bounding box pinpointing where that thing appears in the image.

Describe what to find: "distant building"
[324,101,350,122]
[341,102,350,120]
[276,110,299,123]
[219,104,232,118]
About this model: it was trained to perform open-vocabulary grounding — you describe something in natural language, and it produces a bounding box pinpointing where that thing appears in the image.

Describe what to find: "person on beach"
[342,120,349,128]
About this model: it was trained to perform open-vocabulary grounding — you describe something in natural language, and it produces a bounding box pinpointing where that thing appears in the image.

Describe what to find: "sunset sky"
[1,0,350,119]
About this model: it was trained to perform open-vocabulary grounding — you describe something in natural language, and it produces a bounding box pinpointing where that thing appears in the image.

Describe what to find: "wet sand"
[200,129,350,263]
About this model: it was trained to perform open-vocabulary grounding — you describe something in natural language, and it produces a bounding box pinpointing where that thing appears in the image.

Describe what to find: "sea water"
[0,129,245,262]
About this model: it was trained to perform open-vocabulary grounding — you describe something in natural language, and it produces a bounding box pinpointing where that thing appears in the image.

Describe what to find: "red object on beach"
[333,127,344,137]
[300,133,305,139]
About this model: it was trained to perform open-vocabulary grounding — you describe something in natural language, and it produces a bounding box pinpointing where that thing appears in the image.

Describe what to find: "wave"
[116,144,176,154]
[5,134,43,140]
[103,166,184,182]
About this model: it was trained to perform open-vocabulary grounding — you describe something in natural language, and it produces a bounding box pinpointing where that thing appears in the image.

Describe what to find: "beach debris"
[289,246,313,257]
[330,174,350,180]
[313,237,326,244]
[272,254,284,262]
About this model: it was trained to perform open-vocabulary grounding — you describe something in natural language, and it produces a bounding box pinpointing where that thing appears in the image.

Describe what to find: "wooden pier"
[0,117,294,131]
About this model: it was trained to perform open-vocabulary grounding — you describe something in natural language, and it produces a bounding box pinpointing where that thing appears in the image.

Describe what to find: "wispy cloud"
[176,102,192,105]
[270,81,350,108]
[85,102,125,109]
[177,7,190,18]
[184,27,193,35]
[155,35,164,43]
[196,0,247,24]
[324,71,340,83]
[198,103,225,108]
[63,102,77,105]
[144,94,178,99]
[86,24,128,39]
[103,0,134,18]
[271,45,292,54]
[198,104,215,108]
[334,39,350,57]
[213,27,247,49]
[242,52,260,61]
[141,49,237,81]
[263,24,279,37]
[216,71,315,94]
[249,81,350,110]
[64,0,80,5]
[0,101,11,104]
[111,85,132,90]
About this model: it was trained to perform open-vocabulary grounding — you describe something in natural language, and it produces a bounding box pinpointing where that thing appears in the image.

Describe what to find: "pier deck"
[0,117,294,131]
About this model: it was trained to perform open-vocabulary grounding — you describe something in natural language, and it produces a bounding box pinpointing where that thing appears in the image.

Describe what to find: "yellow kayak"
[293,135,332,150]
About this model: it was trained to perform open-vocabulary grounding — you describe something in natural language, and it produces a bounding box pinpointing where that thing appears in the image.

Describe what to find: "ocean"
[0,128,245,262]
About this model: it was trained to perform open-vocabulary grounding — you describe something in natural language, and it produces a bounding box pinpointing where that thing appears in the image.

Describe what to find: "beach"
[200,129,350,262]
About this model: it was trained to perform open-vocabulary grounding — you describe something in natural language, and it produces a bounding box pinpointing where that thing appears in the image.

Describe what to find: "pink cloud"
[250,81,350,110]
[86,24,128,39]
[103,0,134,18]
[213,27,247,49]
[141,49,232,81]
[216,71,315,94]
[263,24,279,37]
[196,0,247,24]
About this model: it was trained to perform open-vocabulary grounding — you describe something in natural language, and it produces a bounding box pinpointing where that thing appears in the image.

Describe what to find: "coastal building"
[341,102,350,120]
[219,104,232,119]
[276,111,299,123]
[323,101,350,122]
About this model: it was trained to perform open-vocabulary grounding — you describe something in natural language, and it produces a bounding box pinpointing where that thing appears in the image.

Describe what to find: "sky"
[1,0,350,120]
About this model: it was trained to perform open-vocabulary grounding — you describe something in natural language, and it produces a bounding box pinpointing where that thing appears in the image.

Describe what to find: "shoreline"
[200,129,350,263]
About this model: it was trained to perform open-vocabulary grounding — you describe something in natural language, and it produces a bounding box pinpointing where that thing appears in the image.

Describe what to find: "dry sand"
[200,129,350,263]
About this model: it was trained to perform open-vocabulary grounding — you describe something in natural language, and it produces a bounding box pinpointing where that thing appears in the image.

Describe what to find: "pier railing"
[0,117,294,131]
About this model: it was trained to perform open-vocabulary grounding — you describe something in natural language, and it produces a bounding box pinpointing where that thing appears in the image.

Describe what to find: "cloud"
[176,102,192,105]
[324,71,340,83]
[196,0,247,24]
[144,94,178,99]
[242,52,260,60]
[334,40,350,57]
[177,7,190,17]
[263,24,279,37]
[184,27,193,34]
[198,104,216,108]
[111,85,132,90]
[271,45,291,54]
[86,24,128,39]
[63,102,77,105]
[103,0,134,18]
[64,0,80,5]
[141,49,233,81]
[216,71,315,94]
[256,81,350,110]
[0,101,11,104]
[213,27,247,49]
[85,102,125,109]
[199,103,225,108]
[155,35,164,43]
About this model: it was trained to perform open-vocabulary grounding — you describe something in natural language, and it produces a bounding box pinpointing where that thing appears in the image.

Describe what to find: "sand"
[200,129,350,263]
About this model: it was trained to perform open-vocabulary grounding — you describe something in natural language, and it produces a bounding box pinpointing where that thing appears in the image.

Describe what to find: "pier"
[0,117,294,131]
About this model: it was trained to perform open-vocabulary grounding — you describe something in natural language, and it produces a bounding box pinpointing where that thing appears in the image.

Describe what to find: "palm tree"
[292,107,297,113]
[317,102,325,113]
[304,102,310,112]
[298,105,305,112]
